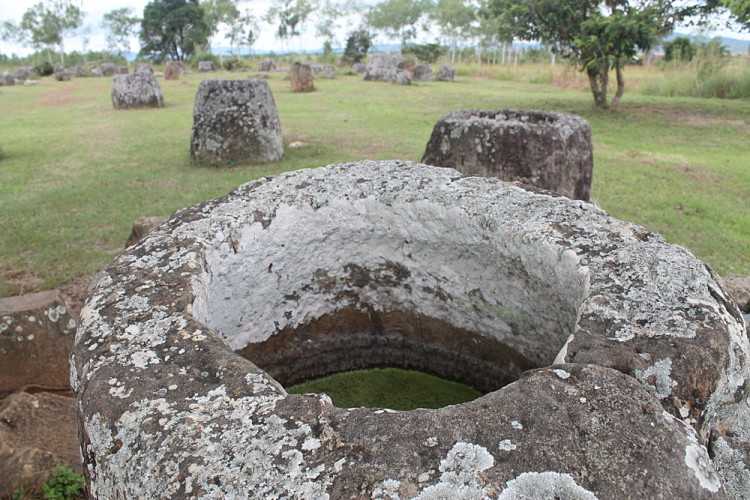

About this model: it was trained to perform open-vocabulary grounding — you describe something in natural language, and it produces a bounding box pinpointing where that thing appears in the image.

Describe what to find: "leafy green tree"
[664,37,697,62]
[227,11,259,55]
[265,0,314,50]
[403,42,445,62]
[140,0,210,61]
[342,28,372,63]
[368,0,434,47]
[432,0,476,63]
[201,0,240,47]
[102,8,140,55]
[5,1,84,65]
[723,0,750,29]
[484,0,719,108]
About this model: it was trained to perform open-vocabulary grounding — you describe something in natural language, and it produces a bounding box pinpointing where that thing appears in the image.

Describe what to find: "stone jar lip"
[72,161,748,498]
[440,108,589,129]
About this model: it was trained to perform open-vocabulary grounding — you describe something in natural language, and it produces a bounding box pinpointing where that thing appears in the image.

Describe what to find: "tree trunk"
[587,65,609,109]
[611,61,625,108]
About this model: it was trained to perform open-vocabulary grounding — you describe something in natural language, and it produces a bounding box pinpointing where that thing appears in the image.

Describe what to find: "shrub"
[34,61,54,77]
[222,57,243,71]
[664,37,696,62]
[342,30,372,64]
[402,43,445,64]
[41,466,85,500]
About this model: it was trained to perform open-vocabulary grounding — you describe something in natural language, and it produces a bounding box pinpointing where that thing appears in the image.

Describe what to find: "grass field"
[1,68,748,298]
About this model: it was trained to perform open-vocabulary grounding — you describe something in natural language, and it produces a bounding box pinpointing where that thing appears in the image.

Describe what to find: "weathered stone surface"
[1,290,76,396]
[436,64,455,81]
[352,62,367,74]
[289,62,315,92]
[1,72,15,86]
[310,63,336,79]
[0,391,81,497]
[90,67,103,77]
[413,63,433,81]
[422,109,594,201]
[117,65,129,74]
[111,72,165,110]
[74,161,749,498]
[258,59,276,72]
[54,68,72,81]
[198,61,215,73]
[364,53,412,84]
[164,61,183,80]
[126,216,167,248]
[190,79,283,165]
[134,63,154,75]
[14,66,32,81]
[723,277,750,313]
[99,62,117,76]
[72,64,89,77]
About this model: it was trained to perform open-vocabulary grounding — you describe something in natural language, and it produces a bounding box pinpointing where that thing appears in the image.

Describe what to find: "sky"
[1,0,749,57]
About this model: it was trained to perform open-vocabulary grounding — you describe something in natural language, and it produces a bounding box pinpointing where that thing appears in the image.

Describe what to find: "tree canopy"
[723,0,750,28]
[139,0,210,61]
[102,8,140,55]
[484,0,720,108]
[368,0,434,46]
[4,0,83,64]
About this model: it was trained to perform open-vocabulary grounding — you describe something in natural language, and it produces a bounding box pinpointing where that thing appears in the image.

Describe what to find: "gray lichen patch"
[73,161,749,498]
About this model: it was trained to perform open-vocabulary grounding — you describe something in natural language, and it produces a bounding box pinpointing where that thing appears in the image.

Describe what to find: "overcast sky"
[1,0,749,56]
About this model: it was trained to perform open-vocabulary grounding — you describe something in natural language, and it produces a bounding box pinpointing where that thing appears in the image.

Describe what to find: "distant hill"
[666,32,750,54]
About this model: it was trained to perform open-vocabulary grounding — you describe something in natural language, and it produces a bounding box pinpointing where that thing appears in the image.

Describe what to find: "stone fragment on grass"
[436,65,456,81]
[0,290,76,395]
[100,62,117,76]
[364,54,412,85]
[422,109,593,201]
[198,61,215,73]
[126,216,167,247]
[413,64,433,81]
[311,63,336,79]
[190,79,283,165]
[258,59,276,72]
[164,61,183,80]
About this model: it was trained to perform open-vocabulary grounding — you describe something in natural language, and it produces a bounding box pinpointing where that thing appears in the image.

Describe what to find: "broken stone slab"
[190,79,284,165]
[413,64,433,81]
[74,160,748,497]
[111,72,165,110]
[125,216,167,248]
[198,61,215,72]
[289,62,315,92]
[0,290,76,396]
[722,276,750,313]
[1,72,15,86]
[435,64,455,81]
[14,66,33,81]
[258,59,276,72]
[422,109,594,201]
[352,62,367,74]
[310,63,336,79]
[54,68,72,82]
[0,391,81,498]
[364,54,412,84]
[99,62,117,76]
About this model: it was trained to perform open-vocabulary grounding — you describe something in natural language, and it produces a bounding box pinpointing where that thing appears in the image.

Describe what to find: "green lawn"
[1,70,748,297]
[287,368,481,410]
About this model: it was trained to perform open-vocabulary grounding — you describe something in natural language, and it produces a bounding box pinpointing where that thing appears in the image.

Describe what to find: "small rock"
[413,64,433,81]
[100,62,117,76]
[722,276,750,313]
[111,72,165,110]
[435,65,456,82]
[164,61,184,80]
[258,59,276,72]
[198,61,215,73]
[126,216,167,248]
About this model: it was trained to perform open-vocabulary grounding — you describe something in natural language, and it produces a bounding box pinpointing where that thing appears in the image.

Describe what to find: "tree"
[265,0,314,50]
[102,8,140,55]
[368,0,434,47]
[140,0,210,61]
[664,36,696,62]
[432,0,476,63]
[484,0,719,109]
[723,0,750,29]
[6,1,83,65]
[342,28,372,63]
[201,0,240,47]
[227,11,259,55]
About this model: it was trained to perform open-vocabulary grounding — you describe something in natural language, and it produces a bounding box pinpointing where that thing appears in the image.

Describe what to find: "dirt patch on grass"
[37,83,83,108]
[626,105,750,130]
